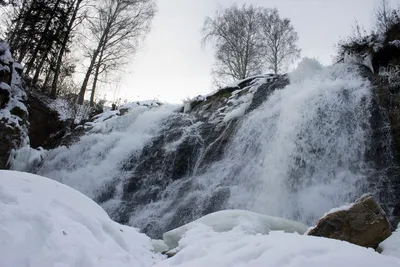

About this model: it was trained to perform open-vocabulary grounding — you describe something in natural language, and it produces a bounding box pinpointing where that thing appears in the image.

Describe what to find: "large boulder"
[308,194,392,249]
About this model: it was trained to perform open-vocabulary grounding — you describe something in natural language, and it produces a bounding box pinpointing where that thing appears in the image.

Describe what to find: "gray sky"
[109,0,395,104]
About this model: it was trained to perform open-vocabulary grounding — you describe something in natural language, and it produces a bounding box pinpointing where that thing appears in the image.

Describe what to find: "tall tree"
[202,4,263,85]
[78,0,156,105]
[202,4,301,85]
[23,0,62,75]
[50,0,88,98]
[258,8,300,74]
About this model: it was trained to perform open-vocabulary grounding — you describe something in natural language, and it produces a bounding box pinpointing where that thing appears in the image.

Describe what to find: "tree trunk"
[77,49,99,104]
[78,31,109,105]
[42,66,53,93]
[32,53,47,85]
[89,45,105,106]
[8,0,29,55]
[24,0,62,76]
[51,0,83,99]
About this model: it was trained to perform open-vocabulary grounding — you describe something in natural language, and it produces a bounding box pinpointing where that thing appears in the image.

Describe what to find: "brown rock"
[308,194,392,249]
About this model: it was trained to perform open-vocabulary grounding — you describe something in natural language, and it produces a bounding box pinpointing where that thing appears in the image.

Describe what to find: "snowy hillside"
[2,170,400,267]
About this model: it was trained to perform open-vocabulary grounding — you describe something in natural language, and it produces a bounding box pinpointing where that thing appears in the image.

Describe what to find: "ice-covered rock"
[163,209,308,249]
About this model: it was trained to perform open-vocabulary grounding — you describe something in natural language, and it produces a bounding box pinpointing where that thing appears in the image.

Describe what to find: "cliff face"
[0,41,27,169]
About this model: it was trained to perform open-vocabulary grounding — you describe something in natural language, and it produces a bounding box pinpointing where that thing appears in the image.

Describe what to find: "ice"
[156,226,400,267]
[8,146,46,172]
[152,240,169,253]
[163,209,308,249]
[0,170,163,267]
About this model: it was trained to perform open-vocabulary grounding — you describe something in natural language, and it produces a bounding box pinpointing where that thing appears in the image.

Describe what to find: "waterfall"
[16,63,375,238]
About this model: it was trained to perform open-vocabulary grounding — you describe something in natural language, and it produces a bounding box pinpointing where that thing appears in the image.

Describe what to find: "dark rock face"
[0,121,22,169]
[0,41,26,169]
[26,90,69,149]
[358,64,400,225]
[308,194,392,249]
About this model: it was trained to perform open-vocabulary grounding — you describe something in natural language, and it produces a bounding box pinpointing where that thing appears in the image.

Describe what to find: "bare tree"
[202,4,263,85]
[202,4,300,85]
[258,8,300,74]
[78,0,156,105]
[374,0,398,34]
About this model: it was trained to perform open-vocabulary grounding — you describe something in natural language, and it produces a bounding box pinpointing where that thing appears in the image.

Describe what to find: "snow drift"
[0,170,161,267]
[156,226,400,267]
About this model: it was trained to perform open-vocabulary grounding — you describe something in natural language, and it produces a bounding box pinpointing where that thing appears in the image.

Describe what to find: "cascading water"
[221,63,372,223]
[14,62,377,238]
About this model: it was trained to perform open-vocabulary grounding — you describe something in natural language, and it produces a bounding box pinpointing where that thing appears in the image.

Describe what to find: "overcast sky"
[107,0,397,104]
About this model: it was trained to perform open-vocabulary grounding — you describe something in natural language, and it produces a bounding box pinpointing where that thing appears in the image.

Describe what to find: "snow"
[0,170,163,267]
[2,170,400,267]
[380,229,400,259]
[0,81,10,90]
[152,240,169,253]
[163,210,308,249]
[0,40,28,141]
[390,40,400,47]
[156,225,400,267]
[0,41,13,64]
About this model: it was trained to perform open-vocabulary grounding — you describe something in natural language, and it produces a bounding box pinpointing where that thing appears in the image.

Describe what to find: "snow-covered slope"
[0,170,162,267]
[156,226,400,267]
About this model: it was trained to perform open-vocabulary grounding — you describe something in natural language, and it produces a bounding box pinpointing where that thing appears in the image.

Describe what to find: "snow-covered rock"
[163,209,308,249]
[156,225,400,267]
[0,170,162,267]
[308,194,391,249]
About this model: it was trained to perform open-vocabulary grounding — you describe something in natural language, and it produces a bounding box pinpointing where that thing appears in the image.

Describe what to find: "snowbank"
[0,170,162,267]
[157,225,400,267]
[380,228,400,259]
[163,209,308,249]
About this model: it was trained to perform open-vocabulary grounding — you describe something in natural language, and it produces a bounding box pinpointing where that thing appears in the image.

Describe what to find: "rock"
[0,121,22,169]
[26,90,68,149]
[161,251,177,258]
[308,194,392,249]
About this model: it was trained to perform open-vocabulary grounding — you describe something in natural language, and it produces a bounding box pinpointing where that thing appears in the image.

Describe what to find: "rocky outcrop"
[26,90,70,149]
[0,41,27,169]
[308,194,392,249]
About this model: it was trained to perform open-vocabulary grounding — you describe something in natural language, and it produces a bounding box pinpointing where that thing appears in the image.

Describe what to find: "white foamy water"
[33,104,179,198]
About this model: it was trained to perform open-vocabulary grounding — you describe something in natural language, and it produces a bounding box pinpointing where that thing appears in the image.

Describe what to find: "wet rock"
[0,121,22,169]
[308,194,392,249]
[26,91,68,149]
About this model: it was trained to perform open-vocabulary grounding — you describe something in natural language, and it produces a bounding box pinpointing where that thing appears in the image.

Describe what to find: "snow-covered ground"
[2,170,400,267]
[0,170,162,267]
[156,225,400,267]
